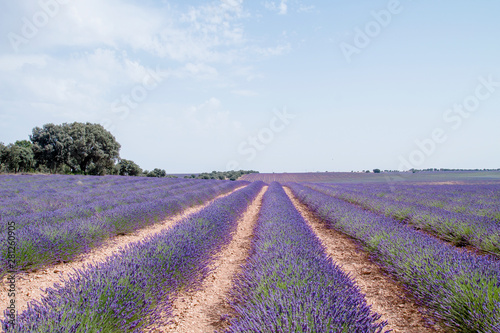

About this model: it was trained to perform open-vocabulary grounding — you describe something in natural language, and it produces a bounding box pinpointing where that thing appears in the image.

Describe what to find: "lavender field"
[0,175,246,275]
[288,182,500,332]
[224,182,386,333]
[305,182,500,254]
[1,173,500,332]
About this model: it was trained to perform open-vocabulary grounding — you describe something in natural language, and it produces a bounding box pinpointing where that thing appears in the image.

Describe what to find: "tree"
[147,168,167,178]
[0,142,5,171]
[31,122,121,175]
[373,169,381,173]
[14,140,32,149]
[31,123,70,173]
[190,170,258,181]
[117,159,142,176]
[0,141,34,173]
[65,122,121,175]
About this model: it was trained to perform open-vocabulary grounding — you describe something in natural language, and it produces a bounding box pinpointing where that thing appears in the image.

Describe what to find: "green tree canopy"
[31,123,70,172]
[117,159,142,176]
[186,170,259,181]
[65,122,121,174]
[147,168,167,178]
[0,142,5,171]
[0,141,34,173]
[31,122,121,175]
[14,140,32,149]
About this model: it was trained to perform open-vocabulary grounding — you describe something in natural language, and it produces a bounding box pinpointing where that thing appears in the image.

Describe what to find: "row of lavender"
[288,183,500,332]
[0,175,247,275]
[2,181,264,332]
[328,182,500,221]
[307,183,500,254]
[224,183,386,333]
[0,175,200,221]
[1,178,219,232]
[367,183,500,220]
[0,175,140,216]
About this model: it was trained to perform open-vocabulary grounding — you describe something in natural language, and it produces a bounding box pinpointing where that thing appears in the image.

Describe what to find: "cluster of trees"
[0,140,35,174]
[29,122,121,175]
[144,168,178,178]
[1,122,260,181]
[114,161,172,178]
[185,170,258,181]
[0,122,167,177]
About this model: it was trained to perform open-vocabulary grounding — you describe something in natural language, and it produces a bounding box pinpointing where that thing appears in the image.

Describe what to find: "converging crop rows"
[288,182,500,332]
[1,175,499,332]
[0,175,245,275]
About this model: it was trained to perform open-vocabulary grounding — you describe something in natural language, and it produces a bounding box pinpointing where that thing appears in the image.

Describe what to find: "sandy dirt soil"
[143,186,267,333]
[0,186,246,314]
[284,187,448,333]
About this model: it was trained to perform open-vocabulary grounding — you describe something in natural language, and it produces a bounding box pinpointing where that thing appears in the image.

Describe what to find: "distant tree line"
[353,168,500,173]
[412,168,500,172]
[185,170,259,181]
[381,168,500,173]
[0,122,168,177]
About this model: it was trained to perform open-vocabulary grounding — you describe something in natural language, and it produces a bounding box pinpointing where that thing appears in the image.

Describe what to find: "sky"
[0,0,499,173]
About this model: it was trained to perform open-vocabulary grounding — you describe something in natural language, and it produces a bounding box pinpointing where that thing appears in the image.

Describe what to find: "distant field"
[240,170,500,184]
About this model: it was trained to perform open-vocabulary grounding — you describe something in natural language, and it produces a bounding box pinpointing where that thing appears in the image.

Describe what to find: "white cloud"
[32,0,248,64]
[231,66,266,82]
[183,97,242,134]
[0,54,47,71]
[254,43,292,57]
[0,0,293,150]
[42,1,165,52]
[264,1,316,15]
[264,0,288,15]
[184,63,219,78]
[0,48,166,122]
[2,0,251,65]
[298,4,316,13]
[264,2,277,12]
[2,0,290,93]
[279,0,288,15]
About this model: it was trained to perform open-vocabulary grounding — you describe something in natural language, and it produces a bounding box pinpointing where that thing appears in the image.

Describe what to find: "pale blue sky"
[1,0,499,173]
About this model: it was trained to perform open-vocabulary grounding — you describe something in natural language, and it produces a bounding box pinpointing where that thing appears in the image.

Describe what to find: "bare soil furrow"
[145,186,267,333]
[0,186,246,313]
[284,187,447,333]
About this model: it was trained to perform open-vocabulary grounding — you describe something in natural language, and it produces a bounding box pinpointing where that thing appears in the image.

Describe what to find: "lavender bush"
[349,183,500,221]
[0,175,247,275]
[289,182,500,332]
[306,183,500,254]
[2,181,264,332]
[224,182,386,333]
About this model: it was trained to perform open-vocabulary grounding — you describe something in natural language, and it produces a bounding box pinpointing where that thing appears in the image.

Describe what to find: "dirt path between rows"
[284,187,447,333]
[144,186,267,333]
[0,186,247,314]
